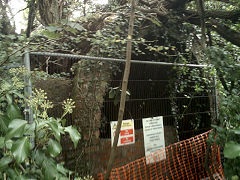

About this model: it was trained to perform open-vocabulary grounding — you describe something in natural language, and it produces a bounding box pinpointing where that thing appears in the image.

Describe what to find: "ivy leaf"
[6,103,22,121]
[6,94,12,104]
[114,97,119,106]
[12,90,25,99]
[109,88,115,99]
[0,137,5,149]
[46,26,62,32]
[0,156,12,171]
[232,128,240,135]
[5,139,13,150]
[42,30,61,39]
[11,137,30,164]
[47,139,62,158]
[64,27,78,34]
[64,126,81,148]
[224,141,240,159]
[0,115,8,133]
[66,22,85,31]
[57,163,69,176]
[47,121,61,142]
[74,24,85,31]
[148,16,162,27]
[5,119,27,140]
[33,149,46,166]
[24,123,35,136]
[6,168,18,179]
[42,158,58,180]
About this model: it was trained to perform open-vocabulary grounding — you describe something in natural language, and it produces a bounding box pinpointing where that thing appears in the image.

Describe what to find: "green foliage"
[75,175,94,180]
[224,141,240,159]
[0,67,81,179]
[12,137,31,164]
[5,119,27,140]
[0,1,239,178]
[65,126,81,148]
[0,34,26,67]
[47,139,62,158]
[109,87,130,106]
[206,46,240,179]
[167,53,213,134]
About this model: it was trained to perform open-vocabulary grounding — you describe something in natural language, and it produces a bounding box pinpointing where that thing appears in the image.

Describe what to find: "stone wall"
[34,78,72,120]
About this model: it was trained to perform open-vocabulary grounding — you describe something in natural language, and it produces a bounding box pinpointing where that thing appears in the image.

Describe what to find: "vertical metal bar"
[24,52,34,147]
[213,75,219,123]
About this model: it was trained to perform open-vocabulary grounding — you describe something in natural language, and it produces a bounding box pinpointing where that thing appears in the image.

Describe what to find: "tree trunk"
[38,0,65,26]
[26,0,36,37]
[0,0,14,34]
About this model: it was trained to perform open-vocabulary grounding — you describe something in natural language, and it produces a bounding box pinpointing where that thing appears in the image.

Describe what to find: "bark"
[83,0,87,16]
[38,0,65,25]
[26,0,36,37]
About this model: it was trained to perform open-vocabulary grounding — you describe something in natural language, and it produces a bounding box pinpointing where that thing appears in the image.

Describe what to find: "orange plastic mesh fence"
[97,130,224,180]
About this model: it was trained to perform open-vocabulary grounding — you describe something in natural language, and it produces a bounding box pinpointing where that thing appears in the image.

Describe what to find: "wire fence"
[23,52,217,175]
[100,62,213,140]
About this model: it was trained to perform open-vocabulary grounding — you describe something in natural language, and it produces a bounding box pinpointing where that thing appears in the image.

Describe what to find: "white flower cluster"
[63,98,75,114]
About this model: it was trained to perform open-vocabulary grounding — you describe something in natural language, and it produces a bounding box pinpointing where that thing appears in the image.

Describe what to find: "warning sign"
[111,119,135,146]
[142,116,166,164]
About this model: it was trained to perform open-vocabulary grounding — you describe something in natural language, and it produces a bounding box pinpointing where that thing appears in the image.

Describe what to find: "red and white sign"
[111,119,135,146]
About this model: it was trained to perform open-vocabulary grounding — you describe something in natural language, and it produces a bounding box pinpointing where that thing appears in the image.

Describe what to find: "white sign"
[110,119,135,146]
[142,116,166,164]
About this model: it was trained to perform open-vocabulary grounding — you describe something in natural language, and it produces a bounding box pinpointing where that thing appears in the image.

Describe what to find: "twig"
[10,7,28,20]
[0,43,29,67]
[19,164,26,173]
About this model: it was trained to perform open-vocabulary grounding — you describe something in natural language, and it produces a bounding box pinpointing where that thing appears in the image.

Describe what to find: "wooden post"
[104,0,135,179]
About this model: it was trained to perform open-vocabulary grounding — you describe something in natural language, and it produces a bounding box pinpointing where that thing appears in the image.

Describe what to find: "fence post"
[213,75,219,123]
[23,52,34,147]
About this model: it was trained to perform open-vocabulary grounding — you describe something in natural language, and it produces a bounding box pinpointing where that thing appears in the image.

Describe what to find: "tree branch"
[0,44,28,67]
[187,0,230,3]
[139,0,158,7]
[209,20,240,47]
[216,69,229,92]
[135,6,163,15]
[187,17,240,47]
[184,9,240,22]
